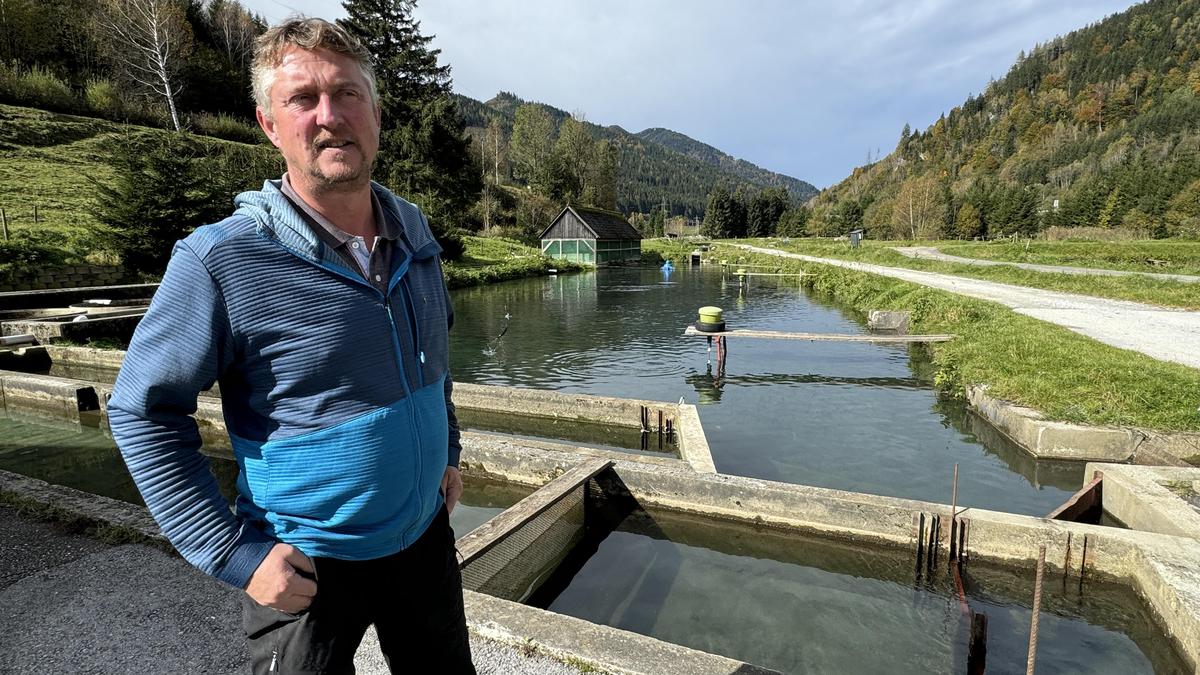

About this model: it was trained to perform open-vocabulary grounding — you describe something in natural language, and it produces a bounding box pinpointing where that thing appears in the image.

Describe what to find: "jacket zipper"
[263,237,426,546]
[401,277,424,389]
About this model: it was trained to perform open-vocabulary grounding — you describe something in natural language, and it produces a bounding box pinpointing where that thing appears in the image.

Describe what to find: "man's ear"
[374,102,381,127]
[256,107,282,148]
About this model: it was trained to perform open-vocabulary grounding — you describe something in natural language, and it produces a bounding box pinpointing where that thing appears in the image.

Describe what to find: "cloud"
[241,0,1134,188]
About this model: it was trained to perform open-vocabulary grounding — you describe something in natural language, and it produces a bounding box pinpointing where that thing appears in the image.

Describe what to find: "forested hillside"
[455,92,817,218]
[806,0,1200,240]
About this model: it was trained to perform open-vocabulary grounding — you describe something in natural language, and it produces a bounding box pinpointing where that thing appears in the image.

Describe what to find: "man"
[107,17,474,674]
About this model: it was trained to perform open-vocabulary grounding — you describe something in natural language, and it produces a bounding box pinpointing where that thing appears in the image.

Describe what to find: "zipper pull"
[420,351,426,363]
[269,648,279,673]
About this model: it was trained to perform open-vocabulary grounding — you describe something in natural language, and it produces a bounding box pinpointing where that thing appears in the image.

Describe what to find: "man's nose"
[314,93,341,128]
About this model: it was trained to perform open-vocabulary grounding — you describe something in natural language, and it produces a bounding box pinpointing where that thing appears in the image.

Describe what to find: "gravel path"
[894,246,1200,284]
[737,245,1200,370]
[0,504,583,675]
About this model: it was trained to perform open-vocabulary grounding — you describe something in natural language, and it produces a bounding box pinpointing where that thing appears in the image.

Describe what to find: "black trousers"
[242,507,475,674]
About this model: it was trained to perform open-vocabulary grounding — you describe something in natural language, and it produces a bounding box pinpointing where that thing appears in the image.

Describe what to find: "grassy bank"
[641,238,709,263]
[940,240,1200,275]
[444,236,582,289]
[711,243,1200,432]
[732,238,1200,310]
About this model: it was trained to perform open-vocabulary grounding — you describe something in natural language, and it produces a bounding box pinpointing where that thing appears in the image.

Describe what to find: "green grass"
[939,240,1200,275]
[0,104,128,259]
[641,238,710,263]
[444,236,583,288]
[0,104,578,289]
[710,243,1200,432]
[731,238,1200,310]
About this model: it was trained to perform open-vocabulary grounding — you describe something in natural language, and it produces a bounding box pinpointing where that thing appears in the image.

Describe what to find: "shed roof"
[540,205,642,241]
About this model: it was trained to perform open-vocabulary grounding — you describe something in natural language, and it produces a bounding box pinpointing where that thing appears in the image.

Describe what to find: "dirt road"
[737,244,1200,370]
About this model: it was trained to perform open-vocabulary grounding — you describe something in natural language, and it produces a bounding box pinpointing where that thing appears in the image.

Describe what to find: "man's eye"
[289,94,314,105]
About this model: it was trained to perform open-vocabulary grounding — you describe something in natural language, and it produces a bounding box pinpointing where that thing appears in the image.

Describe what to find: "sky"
[241,0,1136,189]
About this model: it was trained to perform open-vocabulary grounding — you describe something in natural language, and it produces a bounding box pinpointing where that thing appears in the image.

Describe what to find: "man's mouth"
[316,139,354,150]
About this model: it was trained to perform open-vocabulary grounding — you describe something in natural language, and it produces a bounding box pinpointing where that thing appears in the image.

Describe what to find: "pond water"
[0,411,522,538]
[448,267,1083,516]
[528,503,1187,674]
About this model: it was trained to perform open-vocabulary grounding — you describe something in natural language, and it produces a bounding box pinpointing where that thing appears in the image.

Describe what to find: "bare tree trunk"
[95,0,192,132]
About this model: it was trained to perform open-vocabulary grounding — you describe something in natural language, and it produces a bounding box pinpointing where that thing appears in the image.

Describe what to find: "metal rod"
[951,464,959,519]
[915,512,926,578]
[1026,544,1047,675]
[968,612,988,675]
[1062,533,1073,584]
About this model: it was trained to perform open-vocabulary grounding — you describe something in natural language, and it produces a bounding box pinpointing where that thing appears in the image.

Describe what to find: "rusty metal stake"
[1026,544,1047,675]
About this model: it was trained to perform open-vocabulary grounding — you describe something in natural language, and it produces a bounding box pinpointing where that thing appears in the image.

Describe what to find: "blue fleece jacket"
[107,180,460,589]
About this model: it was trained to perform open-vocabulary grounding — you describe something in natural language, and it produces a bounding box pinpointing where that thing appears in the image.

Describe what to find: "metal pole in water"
[950,464,959,561]
[1026,544,1047,675]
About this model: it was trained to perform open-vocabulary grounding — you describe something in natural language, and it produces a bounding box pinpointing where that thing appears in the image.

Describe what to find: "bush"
[0,61,79,113]
[0,235,70,283]
[435,228,467,262]
[1041,226,1150,241]
[188,112,262,145]
[84,78,123,119]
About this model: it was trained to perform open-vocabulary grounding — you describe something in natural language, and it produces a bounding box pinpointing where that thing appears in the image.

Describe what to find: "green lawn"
[711,243,1200,432]
[0,104,129,261]
[731,238,1200,310]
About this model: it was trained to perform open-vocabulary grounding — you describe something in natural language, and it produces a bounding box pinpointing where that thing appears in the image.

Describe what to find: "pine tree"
[339,0,479,230]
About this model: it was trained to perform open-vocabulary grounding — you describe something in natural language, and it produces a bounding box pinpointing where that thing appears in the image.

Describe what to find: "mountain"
[635,127,814,198]
[806,0,1200,240]
[455,93,818,217]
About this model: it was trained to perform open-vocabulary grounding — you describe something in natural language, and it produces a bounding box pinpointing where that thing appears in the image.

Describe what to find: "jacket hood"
[233,180,442,262]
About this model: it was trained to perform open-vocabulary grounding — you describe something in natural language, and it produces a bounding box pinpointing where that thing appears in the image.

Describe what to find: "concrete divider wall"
[0,283,157,310]
[454,382,679,428]
[0,371,99,423]
[459,443,1200,669]
[1,313,145,344]
[1086,463,1200,540]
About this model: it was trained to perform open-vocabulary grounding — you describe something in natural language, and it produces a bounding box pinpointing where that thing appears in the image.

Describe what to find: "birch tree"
[94,0,192,131]
[205,0,258,70]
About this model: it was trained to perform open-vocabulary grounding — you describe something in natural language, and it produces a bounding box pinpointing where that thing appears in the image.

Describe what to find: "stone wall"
[0,265,133,292]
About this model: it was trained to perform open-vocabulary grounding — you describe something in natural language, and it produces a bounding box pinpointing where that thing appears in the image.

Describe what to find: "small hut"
[539,205,642,265]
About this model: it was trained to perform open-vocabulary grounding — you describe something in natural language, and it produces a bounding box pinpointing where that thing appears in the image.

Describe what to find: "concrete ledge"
[454,382,679,429]
[1,312,144,344]
[967,385,1138,461]
[0,470,165,542]
[1136,430,1200,466]
[466,591,776,675]
[1086,463,1200,539]
[0,283,157,311]
[0,371,99,423]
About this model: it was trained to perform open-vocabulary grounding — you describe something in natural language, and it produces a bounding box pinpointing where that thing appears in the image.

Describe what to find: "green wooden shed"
[539,206,642,265]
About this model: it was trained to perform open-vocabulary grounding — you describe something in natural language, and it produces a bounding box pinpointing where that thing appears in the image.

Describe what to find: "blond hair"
[251,17,377,118]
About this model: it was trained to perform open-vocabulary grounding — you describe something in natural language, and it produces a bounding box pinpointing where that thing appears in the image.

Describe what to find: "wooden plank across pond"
[456,457,613,567]
[682,325,954,343]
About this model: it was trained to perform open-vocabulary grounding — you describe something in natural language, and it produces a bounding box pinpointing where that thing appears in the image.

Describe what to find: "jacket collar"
[233,179,443,263]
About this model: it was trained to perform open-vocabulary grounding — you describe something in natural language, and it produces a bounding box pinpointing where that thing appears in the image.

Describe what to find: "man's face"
[257,46,381,195]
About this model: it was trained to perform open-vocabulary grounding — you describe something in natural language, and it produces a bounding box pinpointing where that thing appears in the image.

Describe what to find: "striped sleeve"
[107,240,274,588]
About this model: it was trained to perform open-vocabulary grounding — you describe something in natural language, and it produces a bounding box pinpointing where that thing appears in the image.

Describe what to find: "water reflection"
[449,268,1082,515]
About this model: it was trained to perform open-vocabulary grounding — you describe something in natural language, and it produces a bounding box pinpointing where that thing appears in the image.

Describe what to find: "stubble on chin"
[305,156,372,196]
